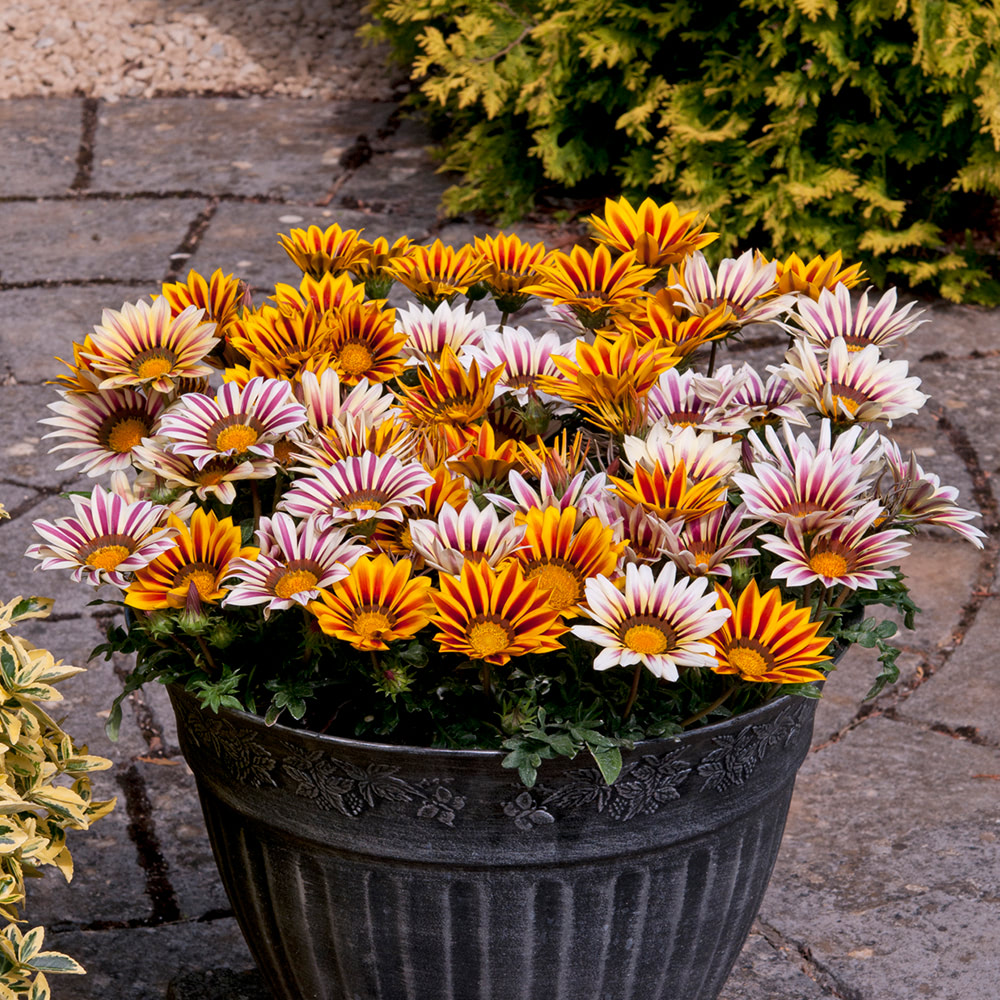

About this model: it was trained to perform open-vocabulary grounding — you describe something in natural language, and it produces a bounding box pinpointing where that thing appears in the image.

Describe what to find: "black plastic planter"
[169,685,819,1000]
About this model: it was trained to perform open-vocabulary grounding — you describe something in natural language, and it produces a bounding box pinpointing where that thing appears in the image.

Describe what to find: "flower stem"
[250,480,262,533]
[707,340,718,378]
[499,310,510,332]
[480,660,492,701]
[622,662,643,719]
[681,684,735,728]
[195,634,218,676]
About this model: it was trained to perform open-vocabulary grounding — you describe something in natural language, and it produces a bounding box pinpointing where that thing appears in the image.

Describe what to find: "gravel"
[0,0,397,101]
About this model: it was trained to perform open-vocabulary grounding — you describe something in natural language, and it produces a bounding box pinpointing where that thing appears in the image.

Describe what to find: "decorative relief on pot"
[697,703,804,792]
[504,748,692,827]
[414,779,466,827]
[179,704,278,788]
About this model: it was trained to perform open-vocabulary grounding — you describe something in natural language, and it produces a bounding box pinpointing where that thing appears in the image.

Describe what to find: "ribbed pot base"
[170,687,818,1000]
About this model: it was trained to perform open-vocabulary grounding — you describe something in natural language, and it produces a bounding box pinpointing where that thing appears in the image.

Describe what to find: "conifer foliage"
[364,0,1000,303]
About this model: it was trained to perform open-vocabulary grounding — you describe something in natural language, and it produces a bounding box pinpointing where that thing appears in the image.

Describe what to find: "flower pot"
[168,684,820,1000]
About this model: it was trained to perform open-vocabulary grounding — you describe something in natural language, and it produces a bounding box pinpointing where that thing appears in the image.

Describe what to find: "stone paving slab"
[0,284,153,384]
[0,98,83,197]
[90,98,399,200]
[0,199,202,284]
[762,716,1000,1000]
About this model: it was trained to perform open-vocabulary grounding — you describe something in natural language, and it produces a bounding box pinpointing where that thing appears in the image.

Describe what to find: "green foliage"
[363,0,1000,302]
[0,597,114,998]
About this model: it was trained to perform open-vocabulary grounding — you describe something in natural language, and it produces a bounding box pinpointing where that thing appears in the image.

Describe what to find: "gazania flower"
[395,347,503,429]
[108,469,196,522]
[224,514,369,616]
[772,251,865,299]
[626,425,742,485]
[621,291,733,360]
[514,506,624,615]
[131,439,275,506]
[370,465,469,557]
[308,554,435,651]
[430,560,568,665]
[347,235,414,296]
[325,301,407,385]
[271,271,366,319]
[158,268,245,343]
[473,232,550,313]
[762,499,912,590]
[600,496,678,565]
[387,240,488,306]
[296,367,396,437]
[590,197,718,269]
[790,283,927,352]
[670,250,796,328]
[225,306,333,383]
[85,297,217,394]
[489,468,608,521]
[722,364,808,428]
[298,416,417,467]
[278,223,369,278]
[534,334,678,437]
[708,580,830,683]
[517,429,590,486]
[125,508,255,610]
[462,326,572,405]
[278,453,435,529]
[876,438,986,547]
[41,387,165,477]
[158,377,308,469]
[51,337,104,394]
[522,246,658,328]
[659,503,760,578]
[26,485,176,587]
[609,460,728,523]
[396,300,489,363]
[408,502,526,575]
[777,338,928,423]
[571,562,730,681]
[442,421,522,485]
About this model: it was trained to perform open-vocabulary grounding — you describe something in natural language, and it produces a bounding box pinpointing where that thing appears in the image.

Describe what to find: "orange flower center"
[342,489,388,513]
[352,607,395,642]
[808,551,849,578]
[274,569,320,600]
[214,423,260,453]
[174,564,219,600]
[104,415,151,453]
[85,544,131,571]
[524,560,583,612]
[466,616,514,658]
[727,643,772,677]
[622,623,670,655]
[338,340,375,377]
[133,350,176,380]
[829,383,866,415]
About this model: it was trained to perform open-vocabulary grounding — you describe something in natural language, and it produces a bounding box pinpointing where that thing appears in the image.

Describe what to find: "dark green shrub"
[363,0,1000,302]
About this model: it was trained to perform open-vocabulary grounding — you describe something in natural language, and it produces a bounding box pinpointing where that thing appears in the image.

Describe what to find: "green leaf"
[588,743,622,785]
[26,952,85,975]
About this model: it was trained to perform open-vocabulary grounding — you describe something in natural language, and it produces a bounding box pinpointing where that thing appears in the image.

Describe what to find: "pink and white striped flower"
[775,337,928,423]
[131,439,276,506]
[487,469,609,522]
[599,496,679,565]
[40,386,166,477]
[157,377,308,469]
[408,502,526,575]
[718,363,808,428]
[223,513,369,615]
[278,453,435,529]
[671,250,797,328]
[789,283,927,352]
[644,367,750,433]
[295,368,396,437]
[25,484,177,587]
[877,438,986,547]
[109,469,196,521]
[461,326,573,405]
[396,300,490,362]
[660,503,761,578]
[84,298,217,394]
[625,424,742,484]
[571,562,731,681]
[762,500,912,589]
[746,420,883,478]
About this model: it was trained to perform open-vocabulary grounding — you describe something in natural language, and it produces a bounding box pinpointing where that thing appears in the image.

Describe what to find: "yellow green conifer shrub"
[0,507,115,999]
[363,0,1000,303]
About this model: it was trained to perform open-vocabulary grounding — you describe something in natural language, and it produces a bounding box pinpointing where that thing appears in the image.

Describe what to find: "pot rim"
[169,682,809,761]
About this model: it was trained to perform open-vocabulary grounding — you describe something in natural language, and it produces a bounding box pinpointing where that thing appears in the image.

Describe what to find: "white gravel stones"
[0,0,394,101]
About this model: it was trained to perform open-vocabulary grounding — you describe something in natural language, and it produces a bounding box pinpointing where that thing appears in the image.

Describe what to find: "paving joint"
[755,920,853,1000]
[164,198,220,281]
[70,97,99,192]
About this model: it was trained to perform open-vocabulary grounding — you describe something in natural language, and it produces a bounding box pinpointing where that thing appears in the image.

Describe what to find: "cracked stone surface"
[1,35,998,1000]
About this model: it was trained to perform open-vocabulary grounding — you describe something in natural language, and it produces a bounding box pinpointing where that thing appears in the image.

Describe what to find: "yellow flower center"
[174,566,219,600]
[525,560,583,611]
[809,551,849,578]
[342,489,387,513]
[273,439,297,465]
[467,618,513,658]
[85,544,131,571]
[134,354,175,380]
[105,416,149,454]
[727,645,771,677]
[274,569,319,600]
[622,623,670,656]
[352,608,394,642]
[195,465,227,487]
[829,382,866,415]
[338,340,375,377]
[214,423,259,452]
